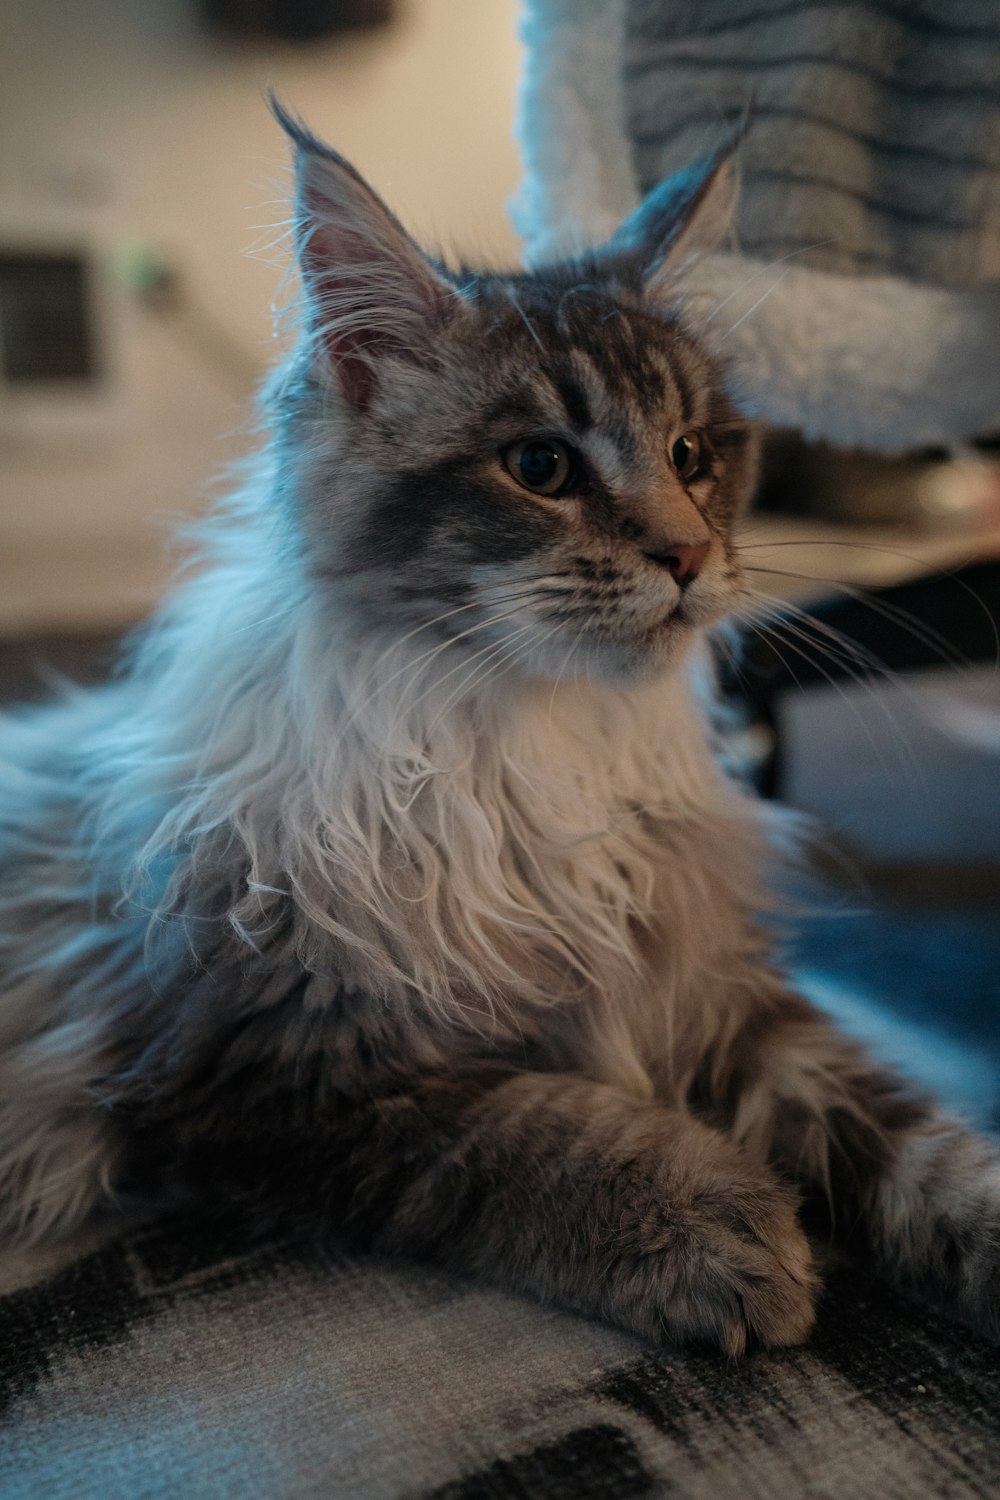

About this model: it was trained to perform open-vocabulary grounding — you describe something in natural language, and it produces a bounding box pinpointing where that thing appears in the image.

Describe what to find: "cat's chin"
[516,618,698,689]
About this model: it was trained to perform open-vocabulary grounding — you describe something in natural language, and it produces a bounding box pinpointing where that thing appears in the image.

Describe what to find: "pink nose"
[646,540,710,586]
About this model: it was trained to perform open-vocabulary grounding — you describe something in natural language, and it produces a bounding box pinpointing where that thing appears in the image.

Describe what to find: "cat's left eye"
[503,439,574,497]
[670,433,704,482]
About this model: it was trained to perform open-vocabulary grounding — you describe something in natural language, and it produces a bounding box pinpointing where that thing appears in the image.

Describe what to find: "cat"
[0,102,997,1355]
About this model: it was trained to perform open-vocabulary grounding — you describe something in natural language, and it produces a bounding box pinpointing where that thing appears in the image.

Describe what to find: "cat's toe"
[611,1170,819,1354]
[683,1185,818,1355]
[719,1239,819,1354]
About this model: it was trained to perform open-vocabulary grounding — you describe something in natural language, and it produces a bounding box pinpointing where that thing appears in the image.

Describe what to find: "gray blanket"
[1,1217,998,1500]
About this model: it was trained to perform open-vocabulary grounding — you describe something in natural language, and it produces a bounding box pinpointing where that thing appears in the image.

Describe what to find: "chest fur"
[321,669,768,1086]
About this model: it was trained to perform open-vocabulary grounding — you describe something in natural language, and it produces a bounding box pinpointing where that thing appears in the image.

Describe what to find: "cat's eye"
[503,439,574,497]
[670,433,704,482]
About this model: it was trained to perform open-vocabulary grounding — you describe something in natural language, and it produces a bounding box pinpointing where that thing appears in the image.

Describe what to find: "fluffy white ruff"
[513,0,1000,453]
[122,540,764,1070]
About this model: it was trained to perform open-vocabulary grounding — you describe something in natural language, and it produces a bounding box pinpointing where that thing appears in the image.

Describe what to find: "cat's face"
[275,106,756,686]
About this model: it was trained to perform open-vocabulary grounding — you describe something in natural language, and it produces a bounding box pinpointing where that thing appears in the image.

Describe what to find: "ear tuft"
[271,96,456,411]
[270,95,347,173]
[603,119,747,291]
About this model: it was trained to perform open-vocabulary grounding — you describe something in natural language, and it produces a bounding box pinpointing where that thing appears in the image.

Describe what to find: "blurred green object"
[108,242,176,305]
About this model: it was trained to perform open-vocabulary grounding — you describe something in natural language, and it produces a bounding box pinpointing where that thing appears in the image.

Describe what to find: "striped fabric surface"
[2,1214,999,1500]
[624,0,1000,289]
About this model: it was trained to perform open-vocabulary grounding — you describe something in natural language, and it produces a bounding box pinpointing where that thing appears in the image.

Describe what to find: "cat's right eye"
[502,439,574,497]
[670,433,704,482]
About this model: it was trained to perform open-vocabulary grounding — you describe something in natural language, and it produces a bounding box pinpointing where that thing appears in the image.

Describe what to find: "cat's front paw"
[608,1166,818,1356]
[963,1258,1000,1342]
[875,1127,1000,1342]
[930,1191,1000,1342]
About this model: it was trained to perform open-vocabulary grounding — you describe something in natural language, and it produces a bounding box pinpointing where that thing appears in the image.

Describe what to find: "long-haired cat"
[0,105,996,1354]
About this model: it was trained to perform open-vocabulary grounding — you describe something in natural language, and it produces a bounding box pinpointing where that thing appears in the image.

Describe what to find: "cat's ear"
[273,100,457,410]
[603,132,741,292]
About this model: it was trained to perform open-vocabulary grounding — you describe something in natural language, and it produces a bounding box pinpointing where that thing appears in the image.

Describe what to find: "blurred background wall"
[0,0,523,634]
[2,0,997,1112]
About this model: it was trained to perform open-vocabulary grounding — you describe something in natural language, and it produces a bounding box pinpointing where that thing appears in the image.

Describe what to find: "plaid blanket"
[2,1214,998,1500]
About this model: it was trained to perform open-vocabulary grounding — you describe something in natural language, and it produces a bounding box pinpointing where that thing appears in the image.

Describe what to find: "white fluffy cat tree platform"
[513,0,1000,453]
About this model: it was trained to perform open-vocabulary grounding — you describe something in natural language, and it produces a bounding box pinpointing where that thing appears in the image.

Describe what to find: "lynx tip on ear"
[267,93,345,168]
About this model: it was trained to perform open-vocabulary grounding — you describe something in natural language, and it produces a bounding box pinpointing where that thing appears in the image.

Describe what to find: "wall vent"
[0,249,98,384]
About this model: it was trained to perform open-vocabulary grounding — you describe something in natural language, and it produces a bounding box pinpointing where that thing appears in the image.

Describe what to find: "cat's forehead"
[462,266,712,438]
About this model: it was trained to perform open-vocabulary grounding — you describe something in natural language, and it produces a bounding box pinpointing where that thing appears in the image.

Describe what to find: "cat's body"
[0,109,997,1353]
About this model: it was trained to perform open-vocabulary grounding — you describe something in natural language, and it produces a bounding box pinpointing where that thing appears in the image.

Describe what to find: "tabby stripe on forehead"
[669,352,695,426]
[550,369,594,432]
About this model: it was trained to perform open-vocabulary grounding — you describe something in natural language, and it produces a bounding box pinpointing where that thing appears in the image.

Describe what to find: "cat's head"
[273,104,757,687]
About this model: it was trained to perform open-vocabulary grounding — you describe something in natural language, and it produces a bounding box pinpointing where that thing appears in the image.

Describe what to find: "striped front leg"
[703,991,1000,1337]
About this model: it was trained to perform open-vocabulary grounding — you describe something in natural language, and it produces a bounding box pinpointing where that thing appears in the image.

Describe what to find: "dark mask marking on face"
[618,516,646,543]
[355,457,560,573]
